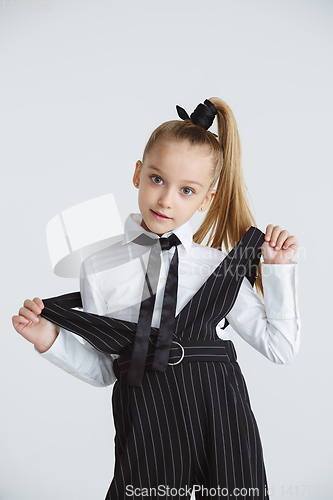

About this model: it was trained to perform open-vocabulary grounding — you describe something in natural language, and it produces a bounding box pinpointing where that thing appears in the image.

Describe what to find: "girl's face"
[133,140,216,236]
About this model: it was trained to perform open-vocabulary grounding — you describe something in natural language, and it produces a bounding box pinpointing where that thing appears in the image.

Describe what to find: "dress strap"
[219,226,264,330]
[39,292,137,354]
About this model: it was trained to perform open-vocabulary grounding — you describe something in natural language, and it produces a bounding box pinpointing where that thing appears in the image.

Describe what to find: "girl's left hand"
[246,224,299,264]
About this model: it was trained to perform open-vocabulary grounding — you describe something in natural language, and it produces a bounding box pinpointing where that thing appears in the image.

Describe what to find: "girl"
[12,97,300,499]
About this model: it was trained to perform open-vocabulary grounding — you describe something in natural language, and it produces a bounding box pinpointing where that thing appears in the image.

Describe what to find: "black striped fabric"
[40,226,270,499]
[110,360,269,499]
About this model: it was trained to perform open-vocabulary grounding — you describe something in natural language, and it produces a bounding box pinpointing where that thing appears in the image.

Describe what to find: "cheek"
[141,180,155,196]
[138,183,152,204]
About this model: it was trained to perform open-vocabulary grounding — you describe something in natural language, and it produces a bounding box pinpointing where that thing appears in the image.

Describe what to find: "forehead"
[143,140,215,186]
[144,140,214,163]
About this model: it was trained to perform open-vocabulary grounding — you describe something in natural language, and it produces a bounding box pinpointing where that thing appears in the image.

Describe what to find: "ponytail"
[193,97,264,299]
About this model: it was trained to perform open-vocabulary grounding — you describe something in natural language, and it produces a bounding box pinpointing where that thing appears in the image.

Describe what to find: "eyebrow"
[147,165,204,188]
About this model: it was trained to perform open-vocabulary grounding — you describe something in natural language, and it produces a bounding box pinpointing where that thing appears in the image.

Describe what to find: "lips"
[151,209,171,219]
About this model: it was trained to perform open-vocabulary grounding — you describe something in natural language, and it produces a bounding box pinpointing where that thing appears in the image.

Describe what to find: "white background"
[1,0,332,499]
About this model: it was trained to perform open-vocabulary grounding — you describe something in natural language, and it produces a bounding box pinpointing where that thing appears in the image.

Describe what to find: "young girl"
[12,97,300,500]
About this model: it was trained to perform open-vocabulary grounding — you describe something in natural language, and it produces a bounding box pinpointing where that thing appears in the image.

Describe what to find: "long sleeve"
[221,261,301,364]
[35,257,117,387]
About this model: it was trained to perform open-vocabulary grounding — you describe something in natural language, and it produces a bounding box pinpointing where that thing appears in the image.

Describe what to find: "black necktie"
[127,233,182,387]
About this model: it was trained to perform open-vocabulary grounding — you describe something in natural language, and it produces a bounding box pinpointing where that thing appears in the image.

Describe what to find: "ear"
[133,160,142,188]
[199,189,216,212]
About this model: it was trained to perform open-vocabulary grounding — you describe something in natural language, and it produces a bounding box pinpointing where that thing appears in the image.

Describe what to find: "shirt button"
[160,277,166,284]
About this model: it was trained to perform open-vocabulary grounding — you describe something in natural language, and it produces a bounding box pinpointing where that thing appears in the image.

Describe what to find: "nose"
[158,188,174,209]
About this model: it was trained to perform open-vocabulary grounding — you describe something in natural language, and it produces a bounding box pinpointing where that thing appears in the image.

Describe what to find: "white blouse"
[37,212,301,387]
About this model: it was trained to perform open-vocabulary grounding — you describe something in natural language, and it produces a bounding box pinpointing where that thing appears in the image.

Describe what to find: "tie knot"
[159,233,181,251]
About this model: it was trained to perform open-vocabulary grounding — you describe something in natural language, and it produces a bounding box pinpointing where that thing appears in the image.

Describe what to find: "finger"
[274,230,290,250]
[269,225,282,247]
[23,299,42,315]
[12,314,30,327]
[282,235,298,250]
[33,297,44,310]
[19,306,40,323]
[265,224,275,241]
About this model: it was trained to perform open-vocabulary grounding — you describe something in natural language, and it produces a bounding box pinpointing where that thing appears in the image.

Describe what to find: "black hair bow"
[176,99,218,137]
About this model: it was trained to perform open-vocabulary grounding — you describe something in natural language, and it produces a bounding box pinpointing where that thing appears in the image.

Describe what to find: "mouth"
[150,209,172,220]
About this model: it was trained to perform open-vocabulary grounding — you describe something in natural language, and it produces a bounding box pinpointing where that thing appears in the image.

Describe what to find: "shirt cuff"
[261,261,298,319]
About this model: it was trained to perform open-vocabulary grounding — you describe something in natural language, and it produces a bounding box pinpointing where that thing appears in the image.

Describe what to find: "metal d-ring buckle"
[168,341,185,365]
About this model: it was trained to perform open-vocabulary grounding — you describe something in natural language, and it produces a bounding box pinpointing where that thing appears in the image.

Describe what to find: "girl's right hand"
[12,298,58,353]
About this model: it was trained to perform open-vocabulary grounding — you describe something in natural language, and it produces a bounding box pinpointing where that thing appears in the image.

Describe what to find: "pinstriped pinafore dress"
[40,226,270,499]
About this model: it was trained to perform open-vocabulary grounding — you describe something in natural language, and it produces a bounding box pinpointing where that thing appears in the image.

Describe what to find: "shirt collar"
[121,212,193,254]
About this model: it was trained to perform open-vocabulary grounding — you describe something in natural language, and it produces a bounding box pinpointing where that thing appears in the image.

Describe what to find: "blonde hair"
[142,97,263,299]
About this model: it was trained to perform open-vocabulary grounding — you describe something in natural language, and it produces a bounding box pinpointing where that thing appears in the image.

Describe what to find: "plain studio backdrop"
[1,0,332,499]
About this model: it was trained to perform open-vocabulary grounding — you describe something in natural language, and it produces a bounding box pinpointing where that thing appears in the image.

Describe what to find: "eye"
[181,187,194,196]
[151,175,163,185]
